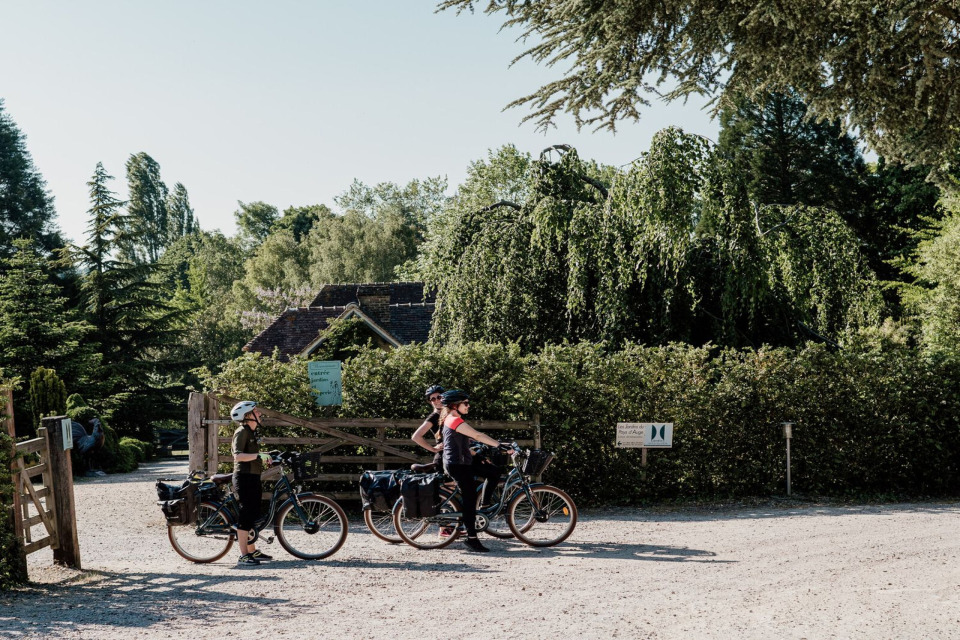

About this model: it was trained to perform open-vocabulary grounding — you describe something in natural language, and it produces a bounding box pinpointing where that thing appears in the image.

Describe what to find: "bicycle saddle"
[410,462,438,473]
[210,473,233,486]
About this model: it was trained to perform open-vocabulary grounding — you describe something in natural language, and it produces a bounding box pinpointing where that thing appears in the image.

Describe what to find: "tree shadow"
[0,569,289,636]
[491,539,731,562]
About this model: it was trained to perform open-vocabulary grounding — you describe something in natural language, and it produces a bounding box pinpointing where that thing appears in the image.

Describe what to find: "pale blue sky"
[1,1,717,245]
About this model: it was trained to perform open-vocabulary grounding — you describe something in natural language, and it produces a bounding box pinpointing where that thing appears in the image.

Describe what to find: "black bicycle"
[166,451,348,563]
[392,443,577,549]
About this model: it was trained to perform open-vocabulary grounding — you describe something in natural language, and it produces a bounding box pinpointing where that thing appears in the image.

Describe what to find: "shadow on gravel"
[494,540,730,563]
[0,569,294,637]
[72,459,188,487]
[588,501,960,523]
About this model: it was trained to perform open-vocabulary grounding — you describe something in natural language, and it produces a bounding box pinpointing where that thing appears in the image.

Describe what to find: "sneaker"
[250,550,273,561]
[463,537,490,553]
[237,553,260,566]
[439,526,455,538]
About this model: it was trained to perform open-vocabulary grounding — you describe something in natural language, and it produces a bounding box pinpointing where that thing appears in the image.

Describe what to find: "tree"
[166,182,197,239]
[274,204,331,242]
[0,239,92,434]
[120,152,169,264]
[717,91,868,216]
[28,367,67,429]
[441,1,960,173]
[0,99,64,259]
[234,201,279,249]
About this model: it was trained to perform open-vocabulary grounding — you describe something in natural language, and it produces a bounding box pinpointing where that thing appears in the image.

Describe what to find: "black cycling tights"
[447,462,502,538]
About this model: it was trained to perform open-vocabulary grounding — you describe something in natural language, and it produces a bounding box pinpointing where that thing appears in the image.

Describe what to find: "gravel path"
[1,459,959,639]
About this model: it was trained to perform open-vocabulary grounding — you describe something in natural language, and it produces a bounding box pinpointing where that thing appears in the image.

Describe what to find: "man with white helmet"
[231,400,272,566]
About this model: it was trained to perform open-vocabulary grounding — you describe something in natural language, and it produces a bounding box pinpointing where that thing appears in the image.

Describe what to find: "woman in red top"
[440,389,511,552]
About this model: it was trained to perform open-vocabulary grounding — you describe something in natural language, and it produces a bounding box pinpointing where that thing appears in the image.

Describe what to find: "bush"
[0,427,27,590]
[119,437,152,463]
[65,396,138,474]
[206,339,960,505]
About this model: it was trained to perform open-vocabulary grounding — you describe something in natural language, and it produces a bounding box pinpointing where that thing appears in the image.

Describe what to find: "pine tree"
[28,367,67,428]
[166,182,197,240]
[0,99,64,260]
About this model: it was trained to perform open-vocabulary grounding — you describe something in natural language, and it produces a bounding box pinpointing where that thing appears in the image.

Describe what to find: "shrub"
[28,367,66,429]
[65,396,138,474]
[206,339,960,505]
[0,397,27,590]
[119,437,152,463]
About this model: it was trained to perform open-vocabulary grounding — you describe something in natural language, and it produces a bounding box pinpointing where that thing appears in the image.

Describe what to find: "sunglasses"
[429,395,442,401]
[460,401,470,407]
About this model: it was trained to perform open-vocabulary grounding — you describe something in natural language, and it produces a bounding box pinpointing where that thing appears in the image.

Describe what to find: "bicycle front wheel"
[392,496,461,550]
[168,501,234,563]
[274,494,349,560]
[363,508,402,544]
[507,486,578,547]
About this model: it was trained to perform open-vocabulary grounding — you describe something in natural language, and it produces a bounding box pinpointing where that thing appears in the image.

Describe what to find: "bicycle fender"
[278,491,319,512]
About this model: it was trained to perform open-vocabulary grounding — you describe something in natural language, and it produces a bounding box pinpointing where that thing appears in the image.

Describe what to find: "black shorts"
[233,473,262,530]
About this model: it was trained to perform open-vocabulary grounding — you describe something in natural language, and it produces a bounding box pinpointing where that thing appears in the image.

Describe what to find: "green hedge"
[206,338,960,505]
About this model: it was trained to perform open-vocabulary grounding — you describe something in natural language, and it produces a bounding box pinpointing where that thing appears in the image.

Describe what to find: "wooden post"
[376,427,385,471]
[42,415,80,569]
[188,392,205,472]
[204,394,219,476]
[533,413,541,449]
[4,389,27,578]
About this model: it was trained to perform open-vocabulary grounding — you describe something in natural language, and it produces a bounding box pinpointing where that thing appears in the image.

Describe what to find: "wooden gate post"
[42,415,81,569]
[4,389,27,578]
[204,394,220,476]
[188,392,206,472]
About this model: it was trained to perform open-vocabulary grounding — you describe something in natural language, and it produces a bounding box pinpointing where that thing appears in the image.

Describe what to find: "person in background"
[411,384,445,468]
[230,401,273,566]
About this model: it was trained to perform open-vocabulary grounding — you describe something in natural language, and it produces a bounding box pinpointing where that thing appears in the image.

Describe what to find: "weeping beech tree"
[419,130,881,349]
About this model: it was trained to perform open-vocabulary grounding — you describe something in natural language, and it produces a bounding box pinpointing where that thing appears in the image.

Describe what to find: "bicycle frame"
[426,465,546,528]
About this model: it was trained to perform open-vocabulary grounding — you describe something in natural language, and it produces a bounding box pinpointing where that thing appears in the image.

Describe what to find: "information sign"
[61,417,74,451]
[308,361,343,406]
[616,422,673,448]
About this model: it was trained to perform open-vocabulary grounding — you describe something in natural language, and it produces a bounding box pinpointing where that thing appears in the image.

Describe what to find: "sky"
[1,1,718,245]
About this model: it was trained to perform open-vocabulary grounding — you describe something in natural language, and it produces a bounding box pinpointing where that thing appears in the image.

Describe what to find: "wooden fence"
[187,392,540,500]
[5,390,81,570]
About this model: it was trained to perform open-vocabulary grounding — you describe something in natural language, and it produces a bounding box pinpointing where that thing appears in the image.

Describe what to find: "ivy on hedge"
[206,337,960,505]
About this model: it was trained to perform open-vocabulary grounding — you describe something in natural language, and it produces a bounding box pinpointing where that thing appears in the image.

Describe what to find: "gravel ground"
[1,458,959,639]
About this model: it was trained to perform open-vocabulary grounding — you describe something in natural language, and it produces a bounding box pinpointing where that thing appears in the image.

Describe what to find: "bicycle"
[391,443,577,549]
[166,450,349,563]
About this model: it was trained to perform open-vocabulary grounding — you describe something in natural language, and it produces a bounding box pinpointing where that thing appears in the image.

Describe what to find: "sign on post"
[61,417,74,451]
[308,361,343,406]
[616,422,673,448]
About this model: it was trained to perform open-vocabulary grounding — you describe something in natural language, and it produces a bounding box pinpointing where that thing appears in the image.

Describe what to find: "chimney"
[357,284,391,327]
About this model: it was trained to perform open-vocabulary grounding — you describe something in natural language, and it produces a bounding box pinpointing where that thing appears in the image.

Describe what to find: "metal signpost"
[781,422,794,496]
[308,361,343,406]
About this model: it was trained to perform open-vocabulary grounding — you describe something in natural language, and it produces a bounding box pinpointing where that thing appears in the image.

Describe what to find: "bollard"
[781,422,795,496]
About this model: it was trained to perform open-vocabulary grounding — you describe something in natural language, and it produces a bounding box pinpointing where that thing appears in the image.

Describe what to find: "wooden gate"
[187,392,540,499]
[5,391,81,570]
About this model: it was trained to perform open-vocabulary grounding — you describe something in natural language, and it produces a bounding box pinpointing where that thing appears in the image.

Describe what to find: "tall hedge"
[206,338,960,505]
[0,413,27,589]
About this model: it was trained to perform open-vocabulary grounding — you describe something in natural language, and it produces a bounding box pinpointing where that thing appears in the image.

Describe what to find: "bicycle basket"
[293,451,323,482]
[519,449,554,476]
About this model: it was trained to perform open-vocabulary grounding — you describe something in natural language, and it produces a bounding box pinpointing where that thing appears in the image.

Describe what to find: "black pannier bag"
[359,470,403,512]
[156,478,200,525]
[400,472,443,519]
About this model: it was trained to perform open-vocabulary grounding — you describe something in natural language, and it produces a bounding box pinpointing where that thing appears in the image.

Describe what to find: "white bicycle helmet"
[230,401,258,422]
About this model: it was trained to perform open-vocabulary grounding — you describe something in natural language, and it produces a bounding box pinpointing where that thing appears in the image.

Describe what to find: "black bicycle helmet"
[440,388,469,407]
[424,384,445,398]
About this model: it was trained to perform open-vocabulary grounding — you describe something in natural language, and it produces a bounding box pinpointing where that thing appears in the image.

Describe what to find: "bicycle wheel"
[477,481,513,539]
[507,485,578,547]
[392,496,461,550]
[274,494,348,560]
[168,501,234,563]
[363,508,402,544]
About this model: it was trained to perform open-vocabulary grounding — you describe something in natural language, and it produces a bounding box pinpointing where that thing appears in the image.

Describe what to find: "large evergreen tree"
[166,182,197,240]
[0,99,64,260]
[0,239,92,435]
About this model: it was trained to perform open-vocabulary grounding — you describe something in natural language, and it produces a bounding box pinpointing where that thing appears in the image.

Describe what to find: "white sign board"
[616,422,673,448]
[61,417,74,451]
[308,360,343,406]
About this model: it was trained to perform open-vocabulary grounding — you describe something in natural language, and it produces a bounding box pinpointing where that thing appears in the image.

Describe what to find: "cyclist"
[440,389,511,552]
[411,384,445,467]
[231,400,273,566]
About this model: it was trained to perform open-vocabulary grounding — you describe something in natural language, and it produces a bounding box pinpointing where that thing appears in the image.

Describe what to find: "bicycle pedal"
[265,536,275,544]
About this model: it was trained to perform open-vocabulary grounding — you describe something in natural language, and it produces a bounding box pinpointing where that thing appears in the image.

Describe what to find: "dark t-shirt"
[232,425,262,476]
[425,410,441,441]
[442,415,474,468]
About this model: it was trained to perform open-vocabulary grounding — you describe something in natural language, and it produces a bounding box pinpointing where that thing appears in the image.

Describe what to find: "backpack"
[358,470,403,512]
[400,472,443,519]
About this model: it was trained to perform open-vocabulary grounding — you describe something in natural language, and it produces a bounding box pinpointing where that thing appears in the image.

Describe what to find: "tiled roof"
[244,283,436,359]
[309,282,434,307]
[243,306,347,360]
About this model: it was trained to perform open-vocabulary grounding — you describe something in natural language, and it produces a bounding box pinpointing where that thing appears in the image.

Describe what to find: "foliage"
[208,340,960,504]
[0,99,64,261]
[420,132,881,349]
[0,426,27,590]
[440,1,960,174]
[119,436,152,462]
[308,317,379,362]
[65,396,137,474]
[165,182,197,239]
[28,367,67,428]
[234,201,279,250]
[0,239,94,434]
[119,152,170,264]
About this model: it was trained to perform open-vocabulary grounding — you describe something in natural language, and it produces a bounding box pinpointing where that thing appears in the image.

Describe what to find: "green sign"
[308,361,342,406]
